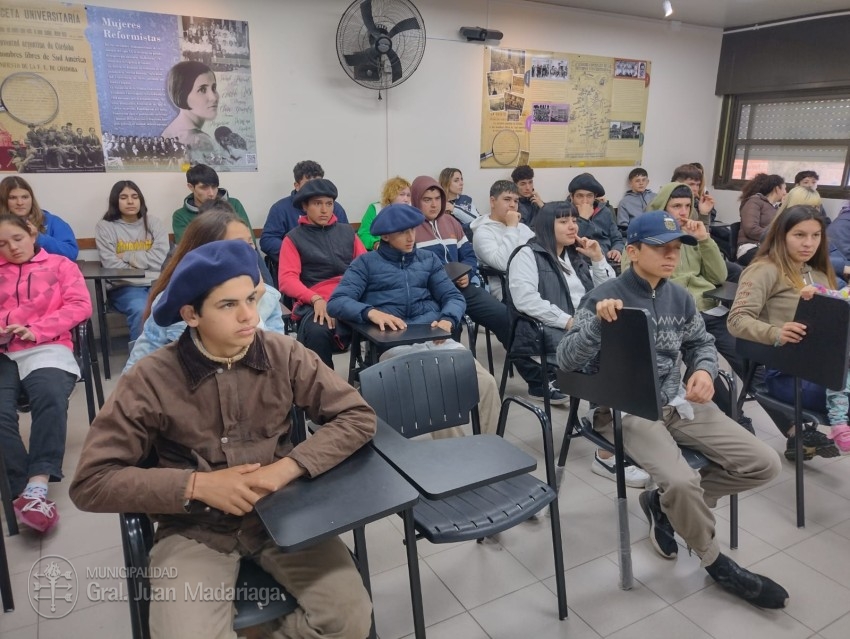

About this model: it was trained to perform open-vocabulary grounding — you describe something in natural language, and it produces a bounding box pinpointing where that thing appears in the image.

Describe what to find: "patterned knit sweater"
[556,267,718,405]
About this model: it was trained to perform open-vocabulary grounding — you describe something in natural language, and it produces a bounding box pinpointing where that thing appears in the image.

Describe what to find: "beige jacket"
[727,261,831,345]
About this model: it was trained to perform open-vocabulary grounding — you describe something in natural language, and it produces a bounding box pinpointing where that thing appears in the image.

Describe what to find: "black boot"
[705,553,789,609]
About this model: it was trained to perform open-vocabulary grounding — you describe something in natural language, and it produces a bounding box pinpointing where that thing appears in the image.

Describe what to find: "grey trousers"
[595,402,781,566]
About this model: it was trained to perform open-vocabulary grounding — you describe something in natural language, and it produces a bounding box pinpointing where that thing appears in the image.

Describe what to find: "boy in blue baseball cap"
[557,211,789,610]
[71,239,375,637]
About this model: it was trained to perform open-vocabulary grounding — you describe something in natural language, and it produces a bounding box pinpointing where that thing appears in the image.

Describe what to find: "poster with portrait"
[481,47,651,169]
[0,1,257,174]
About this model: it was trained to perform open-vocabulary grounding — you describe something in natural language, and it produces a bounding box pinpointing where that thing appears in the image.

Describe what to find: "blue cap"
[370,203,425,235]
[626,211,698,246]
[153,240,260,326]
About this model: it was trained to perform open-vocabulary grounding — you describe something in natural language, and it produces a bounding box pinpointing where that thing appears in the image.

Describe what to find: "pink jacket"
[0,249,92,354]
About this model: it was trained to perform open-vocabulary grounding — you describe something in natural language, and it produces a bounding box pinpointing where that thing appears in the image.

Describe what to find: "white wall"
[15,0,739,247]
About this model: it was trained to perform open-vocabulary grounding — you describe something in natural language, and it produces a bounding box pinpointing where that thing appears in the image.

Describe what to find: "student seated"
[125,204,285,372]
[411,176,552,402]
[736,173,786,266]
[440,167,481,238]
[507,202,648,487]
[639,183,750,426]
[728,205,842,460]
[511,164,545,226]
[71,240,374,638]
[559,211,787,609]
[567,173,624,264]
[357,176,411,251]
[617,167,656,232]
[671,163,715,226]
[471,180,534,300]
[278,179,365,368]
[95,180,170,341]
[0,213,91,533]
[327,204,502,435]
[260,160,348,263]
[172,163,252,244]
[0,176,78,260]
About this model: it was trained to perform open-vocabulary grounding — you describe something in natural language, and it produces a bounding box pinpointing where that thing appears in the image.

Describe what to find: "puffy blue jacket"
[327,243,466,328]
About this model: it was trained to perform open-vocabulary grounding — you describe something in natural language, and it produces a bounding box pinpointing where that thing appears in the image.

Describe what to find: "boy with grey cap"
[557,212,787,610]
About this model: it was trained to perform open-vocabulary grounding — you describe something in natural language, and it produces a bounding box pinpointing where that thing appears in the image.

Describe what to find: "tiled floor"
[2,341,850,639]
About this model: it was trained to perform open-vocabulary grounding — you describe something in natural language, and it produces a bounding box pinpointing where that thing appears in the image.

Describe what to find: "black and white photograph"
[530,56,569,80]
[489,95,506,111]
[490,48,527,75]
[609,120,642,139]
[486,70,513,97]
[505,92,526,113]
[614,59,647,79]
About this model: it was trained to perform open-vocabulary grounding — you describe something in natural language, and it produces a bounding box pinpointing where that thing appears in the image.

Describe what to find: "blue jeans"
[0,356,77,496]
[108,285,151,341]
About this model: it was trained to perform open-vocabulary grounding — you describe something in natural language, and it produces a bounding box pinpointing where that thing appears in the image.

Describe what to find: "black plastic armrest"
[497,395,557,490]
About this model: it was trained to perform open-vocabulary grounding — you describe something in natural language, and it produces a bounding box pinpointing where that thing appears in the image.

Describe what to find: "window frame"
[713,88,850,199]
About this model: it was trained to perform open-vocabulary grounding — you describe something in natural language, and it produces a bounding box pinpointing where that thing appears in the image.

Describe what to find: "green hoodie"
[623,182,726,312]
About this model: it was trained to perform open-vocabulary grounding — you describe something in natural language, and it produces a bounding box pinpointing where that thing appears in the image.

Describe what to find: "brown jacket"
[70,329,376,553]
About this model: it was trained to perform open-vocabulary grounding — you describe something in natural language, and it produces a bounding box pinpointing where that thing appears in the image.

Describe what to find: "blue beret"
[371,203,425,235]
[292,178,338,208]
[153,240,260,326]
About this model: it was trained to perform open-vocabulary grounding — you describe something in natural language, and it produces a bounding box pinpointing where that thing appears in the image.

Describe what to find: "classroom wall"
[12,0,762,248]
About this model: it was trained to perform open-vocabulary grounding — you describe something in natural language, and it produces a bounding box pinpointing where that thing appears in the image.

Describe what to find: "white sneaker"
[591,451,650,488]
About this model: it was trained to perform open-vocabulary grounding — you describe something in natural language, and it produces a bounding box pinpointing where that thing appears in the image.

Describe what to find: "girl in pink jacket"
[0,213,91,532]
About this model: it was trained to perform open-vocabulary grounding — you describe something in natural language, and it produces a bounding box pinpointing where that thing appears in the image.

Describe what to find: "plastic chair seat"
[751,382,828,425]
[414,474,556,542]
[232,560,298,631]
[121,513,299,639]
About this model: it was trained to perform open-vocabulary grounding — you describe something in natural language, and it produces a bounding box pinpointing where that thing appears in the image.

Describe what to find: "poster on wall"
[0,1,257,174]
[481,47,651,169]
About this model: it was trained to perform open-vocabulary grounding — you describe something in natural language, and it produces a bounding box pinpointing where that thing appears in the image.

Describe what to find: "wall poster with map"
[481,47,651,169]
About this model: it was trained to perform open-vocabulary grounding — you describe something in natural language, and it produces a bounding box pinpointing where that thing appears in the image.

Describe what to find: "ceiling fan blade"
[386,49,403,83]
[344,50,376,67]
[360,0,380,36]
[388,17,420,38]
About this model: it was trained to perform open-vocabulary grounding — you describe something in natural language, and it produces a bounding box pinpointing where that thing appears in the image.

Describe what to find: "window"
[714,90,850,196]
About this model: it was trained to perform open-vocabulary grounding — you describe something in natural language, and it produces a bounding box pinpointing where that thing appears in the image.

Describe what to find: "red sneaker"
[13,494,59,533]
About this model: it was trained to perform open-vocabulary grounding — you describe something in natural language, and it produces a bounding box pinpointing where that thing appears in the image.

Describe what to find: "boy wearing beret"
[260,160,349,263]
[328,204,502,434]
[568,172,624,264]
[278,178,366,368]
[71,240,375,638]
[558,212,787,610]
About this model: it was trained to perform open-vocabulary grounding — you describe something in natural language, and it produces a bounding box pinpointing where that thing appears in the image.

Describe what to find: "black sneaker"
[784,427,840,461]
[737,414,755,435]
[528,382,569,406]
[639,489,678,559]
[705,553,789,609]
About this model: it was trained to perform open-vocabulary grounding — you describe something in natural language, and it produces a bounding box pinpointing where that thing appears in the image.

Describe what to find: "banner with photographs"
[481,47,651,169]
[0,1,257,174]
